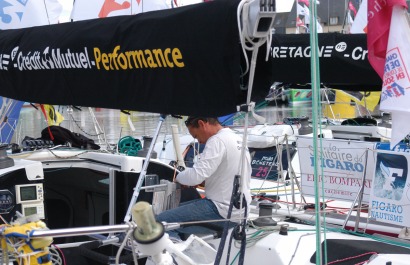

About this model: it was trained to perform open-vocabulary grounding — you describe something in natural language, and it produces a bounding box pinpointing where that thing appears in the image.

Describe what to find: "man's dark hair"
[184,117,220,128]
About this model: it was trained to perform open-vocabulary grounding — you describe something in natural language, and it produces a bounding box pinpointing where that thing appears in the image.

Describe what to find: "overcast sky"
[276,0,294,12]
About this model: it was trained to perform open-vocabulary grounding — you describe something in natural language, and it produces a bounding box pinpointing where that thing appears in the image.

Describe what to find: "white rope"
[237,0,272,78]
[115,222,136,265]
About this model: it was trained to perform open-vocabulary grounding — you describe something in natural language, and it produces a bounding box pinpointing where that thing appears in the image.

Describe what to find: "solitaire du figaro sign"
[297,137,376,202]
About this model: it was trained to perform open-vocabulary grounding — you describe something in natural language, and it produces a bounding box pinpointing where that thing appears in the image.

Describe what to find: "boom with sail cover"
[0,0,246,117]
[0,0,385,119]
[265,32,382,91]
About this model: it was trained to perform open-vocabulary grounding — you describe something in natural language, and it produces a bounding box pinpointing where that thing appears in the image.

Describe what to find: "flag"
[296,17,304,27]
[43,105,65,126]
[178,0,203,6]
[298,0,310,6]
[368,0,410,147]
[46,0,64,23]
[302,4,310,24]
[316,19,323,33]
[71,0,172,21]
[348,1,358,16]
[98,0,131,18]
[0,0,62,29]
[351,0,368,33]
[367,0,408,78]
[296,17,304,33]
[346,0,358,31]
[296,1,307,33]
[297,0,319,5]
[347,11,354,25]
[297,3,306,16]
[296,0,321,33]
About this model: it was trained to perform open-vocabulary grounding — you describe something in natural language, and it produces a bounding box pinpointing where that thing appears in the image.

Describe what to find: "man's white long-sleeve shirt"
[176,128,251,219]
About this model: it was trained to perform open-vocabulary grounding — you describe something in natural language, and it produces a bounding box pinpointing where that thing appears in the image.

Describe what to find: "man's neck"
[207,124,224,138]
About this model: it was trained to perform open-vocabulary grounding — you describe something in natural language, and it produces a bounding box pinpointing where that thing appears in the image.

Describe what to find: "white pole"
[171,124,186,168]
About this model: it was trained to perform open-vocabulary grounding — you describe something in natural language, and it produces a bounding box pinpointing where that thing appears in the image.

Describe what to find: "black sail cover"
[268,33,382,91]
[0,0,382,117]
[0,0,242,117]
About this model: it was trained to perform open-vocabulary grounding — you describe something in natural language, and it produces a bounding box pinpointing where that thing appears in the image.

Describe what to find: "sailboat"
[0,0,410,265]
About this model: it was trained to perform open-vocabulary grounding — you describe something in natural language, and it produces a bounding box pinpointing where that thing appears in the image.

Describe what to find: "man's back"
[201,128,251,219]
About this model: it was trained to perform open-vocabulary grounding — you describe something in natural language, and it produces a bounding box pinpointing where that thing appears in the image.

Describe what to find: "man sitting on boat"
[156,116,252,240]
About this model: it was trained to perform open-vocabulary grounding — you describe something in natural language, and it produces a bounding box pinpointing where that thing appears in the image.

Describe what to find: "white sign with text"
[369,150,410,226]
[297,137,376,202]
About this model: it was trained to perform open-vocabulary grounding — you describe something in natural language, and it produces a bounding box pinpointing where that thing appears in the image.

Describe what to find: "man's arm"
[176,137,225,186]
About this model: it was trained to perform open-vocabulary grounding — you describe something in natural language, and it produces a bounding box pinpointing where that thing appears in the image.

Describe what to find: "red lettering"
[383,76,394,86]
[396,72,405,80]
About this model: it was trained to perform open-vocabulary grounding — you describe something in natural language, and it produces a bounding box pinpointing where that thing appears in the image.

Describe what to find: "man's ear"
[197,119,206,128]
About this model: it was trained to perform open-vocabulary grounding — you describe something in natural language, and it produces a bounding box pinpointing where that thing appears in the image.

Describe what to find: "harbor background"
[12,102,313,147]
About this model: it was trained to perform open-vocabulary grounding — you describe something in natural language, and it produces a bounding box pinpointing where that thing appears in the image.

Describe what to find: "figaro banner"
[297,137,376,202]
[268,33,382,91]
[0,0,242,117]
[369,150,410,226]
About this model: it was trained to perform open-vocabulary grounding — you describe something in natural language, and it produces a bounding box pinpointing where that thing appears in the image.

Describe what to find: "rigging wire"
[42,0,51,25]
